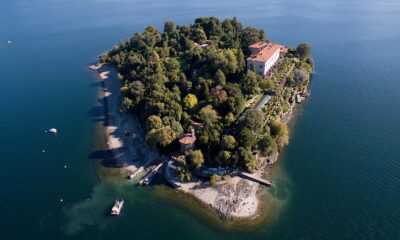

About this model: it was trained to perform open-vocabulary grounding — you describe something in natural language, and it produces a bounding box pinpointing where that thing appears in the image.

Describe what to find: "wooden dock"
[237,172,271,186]
[138,162,165,185]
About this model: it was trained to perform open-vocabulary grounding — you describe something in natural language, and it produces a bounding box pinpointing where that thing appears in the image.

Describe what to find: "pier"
[237,172,271,186]
[138,162,165,185]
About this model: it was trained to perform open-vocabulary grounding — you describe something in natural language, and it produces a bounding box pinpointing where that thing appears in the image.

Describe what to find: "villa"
[247,42,288,76]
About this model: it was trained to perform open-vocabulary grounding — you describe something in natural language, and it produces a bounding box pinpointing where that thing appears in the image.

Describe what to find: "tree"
[120,97,133,112]
[270,121,289,149]
[235,48,246,73]
[259,79,274,90]
[216,90,228,105]
[293,68,307,86]
[214,69,226,86]
[199,105,220,125]
[146,115,163,130]
[210,174,221,185]
[221,135,236,149]
[164,21,176,34]
[237,147,257,171]
[258,134,277,156]
[209,48,238,75]
[191,28,207,44]
[186,150,204,168]
[217,150,232,165]
[147,50,160,62]
[120,85,130,97]
[237,109,264,132]
[224,112,235,124]
[296,43,311,60]
[223,84,246,116]
[240,27,266,54]
[198,125,221,146]
[129,81,145,104]
[143,25,161,48]
[164,58,181,82]
[183,93,198,109]
[145,126,176,147]
[194,17,222,37]
[238,128,256,148]
[240,70,260,95]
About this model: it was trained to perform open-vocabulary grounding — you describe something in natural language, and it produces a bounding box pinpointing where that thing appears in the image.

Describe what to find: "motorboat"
[110,199,124,216]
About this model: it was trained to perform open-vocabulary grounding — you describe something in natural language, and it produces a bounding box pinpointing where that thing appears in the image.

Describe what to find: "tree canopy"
[296,43,311,60]
[103,17,311,171]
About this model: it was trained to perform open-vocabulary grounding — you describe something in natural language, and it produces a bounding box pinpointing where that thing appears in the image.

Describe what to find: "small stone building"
[178,129,196,153]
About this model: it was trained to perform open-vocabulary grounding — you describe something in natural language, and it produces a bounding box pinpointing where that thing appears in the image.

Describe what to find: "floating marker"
[60,198,63,202]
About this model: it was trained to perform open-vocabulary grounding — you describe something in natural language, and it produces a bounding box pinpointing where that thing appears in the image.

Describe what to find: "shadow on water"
[87,96,109,126]
[87,105,108,124]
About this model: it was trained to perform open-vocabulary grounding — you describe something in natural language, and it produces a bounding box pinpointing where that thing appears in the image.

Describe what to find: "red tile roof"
[189,119,204,128]
[178,134,196,144]
[249,42,269,51]
[247,42,281,62]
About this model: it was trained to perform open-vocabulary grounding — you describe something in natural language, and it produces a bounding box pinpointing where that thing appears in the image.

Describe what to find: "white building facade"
[246,42,285,76]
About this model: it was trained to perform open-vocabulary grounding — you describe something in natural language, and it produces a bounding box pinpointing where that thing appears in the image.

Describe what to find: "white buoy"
[64,165,67,169]
[49,128,57,134]
[42,150,45,153]
[60,198,63,202]
[6,40,12,44]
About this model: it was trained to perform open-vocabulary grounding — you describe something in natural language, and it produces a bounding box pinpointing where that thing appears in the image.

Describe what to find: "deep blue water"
[0,0,399,239]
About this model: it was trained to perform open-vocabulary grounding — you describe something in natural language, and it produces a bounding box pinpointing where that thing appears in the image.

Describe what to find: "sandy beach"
[179,176,260,219]
[92,64,160,175]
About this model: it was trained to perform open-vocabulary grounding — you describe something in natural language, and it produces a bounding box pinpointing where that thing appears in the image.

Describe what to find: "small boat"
[6,40,12,44]
[296,94,302,103]
[110,199,124,216]
[49,128,57,134]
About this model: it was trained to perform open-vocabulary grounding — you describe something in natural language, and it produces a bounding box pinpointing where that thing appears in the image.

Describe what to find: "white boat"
[296,94,302,103]
[6,40,12,44]
[49,128,57,134]
[110,199,124,216]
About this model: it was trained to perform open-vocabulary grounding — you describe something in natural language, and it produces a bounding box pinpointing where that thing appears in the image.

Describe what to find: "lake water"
[1,0,399,239]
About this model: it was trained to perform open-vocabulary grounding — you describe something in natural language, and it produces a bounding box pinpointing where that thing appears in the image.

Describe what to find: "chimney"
[191,128,195,137]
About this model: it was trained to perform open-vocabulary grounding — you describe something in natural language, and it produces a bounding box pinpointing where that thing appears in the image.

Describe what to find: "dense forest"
[102,17,312,173]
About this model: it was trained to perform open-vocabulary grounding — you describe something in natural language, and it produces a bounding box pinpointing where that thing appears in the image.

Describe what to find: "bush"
[210,174,221,186]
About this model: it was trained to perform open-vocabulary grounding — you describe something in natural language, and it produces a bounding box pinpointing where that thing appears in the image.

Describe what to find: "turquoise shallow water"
[0,0,400,239]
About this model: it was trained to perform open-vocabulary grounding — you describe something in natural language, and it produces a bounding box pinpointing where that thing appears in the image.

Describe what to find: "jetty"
[128,166,144,179]
[237,172,271,186]
[139,162,165,185]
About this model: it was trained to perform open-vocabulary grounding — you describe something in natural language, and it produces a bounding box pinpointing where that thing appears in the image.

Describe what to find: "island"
[91,17,313,221]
